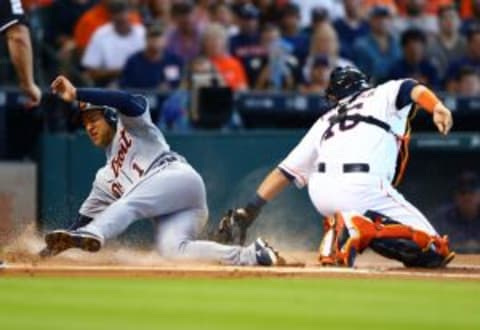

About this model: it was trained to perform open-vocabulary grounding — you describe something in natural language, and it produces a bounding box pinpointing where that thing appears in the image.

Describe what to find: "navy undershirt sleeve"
[395,79,418,110]
[278,167,295,182]
[76,88,147,117]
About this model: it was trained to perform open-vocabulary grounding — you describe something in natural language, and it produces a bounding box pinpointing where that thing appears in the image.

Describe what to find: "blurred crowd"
[2,0,480,97]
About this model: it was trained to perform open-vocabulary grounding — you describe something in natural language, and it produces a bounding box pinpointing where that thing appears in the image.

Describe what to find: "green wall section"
[39,132,480,249]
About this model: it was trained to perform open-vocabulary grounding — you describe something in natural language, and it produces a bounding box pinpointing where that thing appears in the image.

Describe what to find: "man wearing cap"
[433,172,480,253]
[120,24,183,90]
[165,1,202,64]
[333,0,370,60]
[279,3,309,64]
[82,0,146,86]
[229,3,263,87]
[353,6,401,82]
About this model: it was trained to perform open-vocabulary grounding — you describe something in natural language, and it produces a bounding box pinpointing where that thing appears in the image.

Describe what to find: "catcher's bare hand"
[433,104,453,135]
[51,75,77,102]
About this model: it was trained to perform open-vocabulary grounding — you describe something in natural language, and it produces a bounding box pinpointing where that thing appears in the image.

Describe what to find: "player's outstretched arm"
[256,168,292,202]
[410,85,453,135]
[216,168,292,245]
[51,75,147,116]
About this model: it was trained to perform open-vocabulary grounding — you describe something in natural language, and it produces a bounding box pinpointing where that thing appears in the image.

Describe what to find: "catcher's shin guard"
[318,212,370,267]
[318,211,455,268]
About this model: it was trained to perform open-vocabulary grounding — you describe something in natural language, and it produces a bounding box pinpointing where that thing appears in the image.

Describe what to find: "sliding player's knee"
[156,236,189,259]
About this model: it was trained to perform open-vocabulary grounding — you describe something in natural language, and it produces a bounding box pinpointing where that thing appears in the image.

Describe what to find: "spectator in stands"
[140,0,171,25]
[202,23,248,91]
[393,0,438,35]
[229,4,262,86]
[43,0,96,77]
[388,29,439,88]
[45,0,96,64]
[299,55,331,94]
[209,3,238,36]
[74,0,142,52]
[454,66,480,95]
[158,56,226,131]
[254,24,298,90]
[361,0,398,15]
[279,3,309,64]
[254,0,284,26]
[353,6,401,82]
[445,28,480,90]
[304,22,354,83]
[193,0,213,28]
[333,0,370,60]
[166,1,202,64]
[303,7,330,39]
[120,23,183,90]
[291,0,344,26]
[428,5,467,79]
[461,0,480,34]
[433,171,480,253]
[81,1,146,86]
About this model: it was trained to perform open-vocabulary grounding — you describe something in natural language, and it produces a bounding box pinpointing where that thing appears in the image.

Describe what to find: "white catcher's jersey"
[279,79,413,188]
[79,100,171,217]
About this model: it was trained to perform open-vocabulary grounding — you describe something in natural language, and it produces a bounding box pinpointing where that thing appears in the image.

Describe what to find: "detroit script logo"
[111,129,132,178]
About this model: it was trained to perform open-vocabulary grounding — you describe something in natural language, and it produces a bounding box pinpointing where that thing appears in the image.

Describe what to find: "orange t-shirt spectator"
[211,55,248,91]
[202,23,248,91]
[74,0,142,51]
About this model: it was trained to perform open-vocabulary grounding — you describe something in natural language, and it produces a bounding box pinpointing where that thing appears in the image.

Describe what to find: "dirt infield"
[1,227,479,281]
[2,249,480,281]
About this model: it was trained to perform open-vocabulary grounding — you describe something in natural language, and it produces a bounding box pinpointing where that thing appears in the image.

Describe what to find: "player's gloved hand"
[216,205,260,246]
[433,103,453,135]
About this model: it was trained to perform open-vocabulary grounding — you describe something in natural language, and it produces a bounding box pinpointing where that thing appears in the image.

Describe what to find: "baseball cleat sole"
[45,230,102,253]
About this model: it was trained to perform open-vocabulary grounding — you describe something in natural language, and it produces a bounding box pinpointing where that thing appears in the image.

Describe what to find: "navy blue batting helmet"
[80,103,118,127]
[326,66,371,100]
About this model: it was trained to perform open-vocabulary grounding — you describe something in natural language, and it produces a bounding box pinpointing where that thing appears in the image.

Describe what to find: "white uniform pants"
[308,172,437,235]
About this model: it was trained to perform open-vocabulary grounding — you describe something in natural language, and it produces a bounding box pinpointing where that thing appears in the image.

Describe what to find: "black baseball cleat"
[254,238,285,266]
[45,230,103,254]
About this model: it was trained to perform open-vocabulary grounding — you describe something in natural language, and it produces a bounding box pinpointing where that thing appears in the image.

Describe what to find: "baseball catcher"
[39,75,283,267]
[217,66,455,268]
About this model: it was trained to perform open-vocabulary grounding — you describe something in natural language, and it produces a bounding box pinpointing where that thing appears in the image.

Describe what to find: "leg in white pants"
[308,173,438,235]
[81,162,257,265]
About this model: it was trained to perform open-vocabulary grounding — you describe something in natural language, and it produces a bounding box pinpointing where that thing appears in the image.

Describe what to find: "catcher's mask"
[326,66,371,100]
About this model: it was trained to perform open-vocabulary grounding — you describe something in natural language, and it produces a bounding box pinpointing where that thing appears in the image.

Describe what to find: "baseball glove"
[215,206,259,246]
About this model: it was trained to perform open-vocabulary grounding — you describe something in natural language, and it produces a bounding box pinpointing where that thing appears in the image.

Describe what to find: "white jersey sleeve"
[375,79,415,118]
[278,118,326,188]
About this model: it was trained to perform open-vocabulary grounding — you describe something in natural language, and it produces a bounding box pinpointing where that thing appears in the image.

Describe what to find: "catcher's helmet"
[326,66,371,100]
[80,103,118,127]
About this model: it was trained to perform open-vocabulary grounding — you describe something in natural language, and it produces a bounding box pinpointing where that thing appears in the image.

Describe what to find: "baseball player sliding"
[218,66,455,268]
[40,75,283,267]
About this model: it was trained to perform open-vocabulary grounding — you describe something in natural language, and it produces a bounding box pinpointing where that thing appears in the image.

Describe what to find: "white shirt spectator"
[82,23,146,70]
